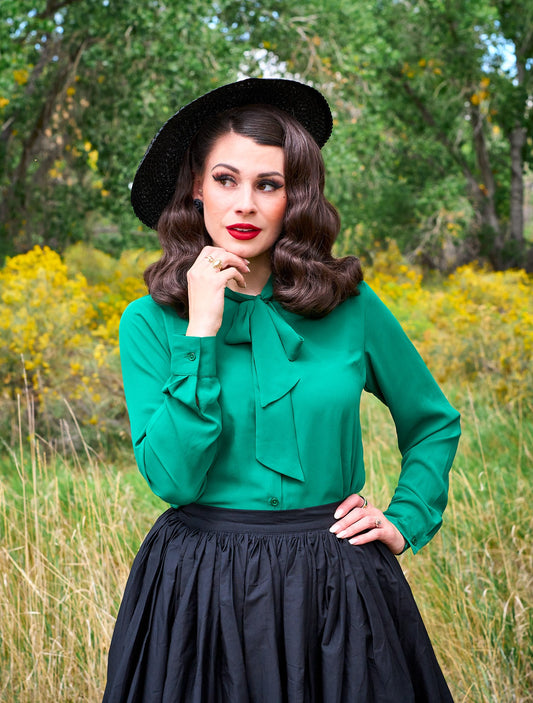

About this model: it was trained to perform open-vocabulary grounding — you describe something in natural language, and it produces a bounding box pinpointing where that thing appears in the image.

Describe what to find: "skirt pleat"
[103,503,453,703]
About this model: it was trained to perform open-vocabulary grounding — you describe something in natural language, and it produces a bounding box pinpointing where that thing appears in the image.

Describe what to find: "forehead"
[204,132,285,172]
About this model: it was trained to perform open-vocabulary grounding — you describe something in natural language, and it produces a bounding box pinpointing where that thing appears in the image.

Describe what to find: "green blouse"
[119,279,460,554]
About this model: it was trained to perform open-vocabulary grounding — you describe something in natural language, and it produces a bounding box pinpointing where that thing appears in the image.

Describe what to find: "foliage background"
[1,0,532,267]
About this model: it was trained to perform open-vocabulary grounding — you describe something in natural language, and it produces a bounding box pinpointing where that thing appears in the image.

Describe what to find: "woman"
[103,78,460,702]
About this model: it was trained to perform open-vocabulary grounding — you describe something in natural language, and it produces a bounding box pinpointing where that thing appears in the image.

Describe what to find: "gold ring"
[375,518,382,528]
[358,494,368,509]
[204,254,222,270]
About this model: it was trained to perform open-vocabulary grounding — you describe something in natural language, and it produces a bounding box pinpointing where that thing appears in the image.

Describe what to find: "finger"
[329,508,364,535]
[348,529,381,547]
[202,255,250,275]
[201,247,250,272]
[333,493,367,520]
[334,513,382,540]
[219,267,247,289]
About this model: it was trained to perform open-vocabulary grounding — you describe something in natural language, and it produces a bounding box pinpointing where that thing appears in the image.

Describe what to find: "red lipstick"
[226,223,261,240]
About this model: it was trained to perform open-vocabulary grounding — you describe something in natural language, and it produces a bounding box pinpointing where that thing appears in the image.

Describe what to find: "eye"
[212,173,236,187]
[257,180,283,192]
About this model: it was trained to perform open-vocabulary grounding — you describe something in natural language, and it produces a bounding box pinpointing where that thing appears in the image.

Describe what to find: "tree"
[1,0,531,270]
[0,0,254,256]
[218,0,533,269]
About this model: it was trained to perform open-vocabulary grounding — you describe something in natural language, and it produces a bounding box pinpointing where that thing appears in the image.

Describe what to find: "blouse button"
[269,497,280,507]
[185,352,196,361]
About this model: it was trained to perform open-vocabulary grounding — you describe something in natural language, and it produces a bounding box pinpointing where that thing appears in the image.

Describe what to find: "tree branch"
[37,0,84,20]
[390,71,479,190]
[11,39,90,193]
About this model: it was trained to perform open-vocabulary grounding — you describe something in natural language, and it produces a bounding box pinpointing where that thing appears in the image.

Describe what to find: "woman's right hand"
[186,246,250,337]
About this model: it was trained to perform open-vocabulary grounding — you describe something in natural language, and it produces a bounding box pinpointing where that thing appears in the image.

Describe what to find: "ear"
[192,176,203,200]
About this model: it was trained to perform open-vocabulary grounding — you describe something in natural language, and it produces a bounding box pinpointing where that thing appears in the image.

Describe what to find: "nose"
[235,185,256,214]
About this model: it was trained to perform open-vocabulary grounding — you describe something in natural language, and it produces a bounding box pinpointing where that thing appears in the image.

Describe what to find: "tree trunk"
[509,125,526,244]
[470,103,503,264]
[1,40,88,248]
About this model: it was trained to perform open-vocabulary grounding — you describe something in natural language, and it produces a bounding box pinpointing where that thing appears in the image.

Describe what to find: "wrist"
[186,320,220,337]
[395,539,409,555]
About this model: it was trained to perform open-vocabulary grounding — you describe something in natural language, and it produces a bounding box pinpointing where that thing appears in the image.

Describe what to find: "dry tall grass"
[0,384,531,701]
[363,387,533,702]
[0,393,160,702]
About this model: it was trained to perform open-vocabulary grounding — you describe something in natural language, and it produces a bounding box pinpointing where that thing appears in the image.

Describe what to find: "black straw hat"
[130,78,333,229]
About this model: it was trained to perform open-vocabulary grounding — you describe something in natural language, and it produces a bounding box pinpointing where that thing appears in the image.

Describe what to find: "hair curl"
[144,104,363,318]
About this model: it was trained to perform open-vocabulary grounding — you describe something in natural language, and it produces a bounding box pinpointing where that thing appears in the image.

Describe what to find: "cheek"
[270,197,287,227]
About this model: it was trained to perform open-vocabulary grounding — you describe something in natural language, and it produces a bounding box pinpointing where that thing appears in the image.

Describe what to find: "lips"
[226,223,262,240]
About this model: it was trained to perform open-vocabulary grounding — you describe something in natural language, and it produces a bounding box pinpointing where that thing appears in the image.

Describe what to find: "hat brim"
[130,78,333,229]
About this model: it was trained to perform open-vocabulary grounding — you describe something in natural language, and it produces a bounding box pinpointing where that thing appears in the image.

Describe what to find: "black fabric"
[103,503,454,703]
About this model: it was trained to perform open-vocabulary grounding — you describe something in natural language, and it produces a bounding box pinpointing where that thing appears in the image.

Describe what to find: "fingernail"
[334,509,343,519]
[329,525,337,533]
[244,259,250,264]
[337,530,347,539]
[349,538,358,545]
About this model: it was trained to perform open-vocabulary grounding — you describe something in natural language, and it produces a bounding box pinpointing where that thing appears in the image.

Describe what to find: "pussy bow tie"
[224,283,304,482]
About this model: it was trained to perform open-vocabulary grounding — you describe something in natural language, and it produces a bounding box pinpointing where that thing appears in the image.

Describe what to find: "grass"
[0,384,531,702]
[362,386,533,702]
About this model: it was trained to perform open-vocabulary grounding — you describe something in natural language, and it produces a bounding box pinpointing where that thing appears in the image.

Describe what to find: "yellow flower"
[13,69,29,85]
[0,97,9,109]
[66,86,76,96]
[87,149,98,170]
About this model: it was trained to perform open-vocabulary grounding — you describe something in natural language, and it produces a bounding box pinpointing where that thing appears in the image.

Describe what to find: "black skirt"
[103,503,454,703]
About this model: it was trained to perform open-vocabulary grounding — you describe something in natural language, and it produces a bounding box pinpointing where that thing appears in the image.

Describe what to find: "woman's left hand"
[329,494,406,555]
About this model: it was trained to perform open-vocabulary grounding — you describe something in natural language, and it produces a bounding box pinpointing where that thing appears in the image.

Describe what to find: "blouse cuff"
[169,335,217,378]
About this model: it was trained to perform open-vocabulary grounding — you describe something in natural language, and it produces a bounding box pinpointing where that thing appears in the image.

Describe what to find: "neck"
[228,252,271,296]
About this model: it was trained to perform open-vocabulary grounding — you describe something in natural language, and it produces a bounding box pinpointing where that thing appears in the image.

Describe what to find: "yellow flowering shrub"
[419,266,532,402]
[0,245,156,448]
[367,243,532,405]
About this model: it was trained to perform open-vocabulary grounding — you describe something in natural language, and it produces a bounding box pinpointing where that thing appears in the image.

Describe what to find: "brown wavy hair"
[144,104,363,318]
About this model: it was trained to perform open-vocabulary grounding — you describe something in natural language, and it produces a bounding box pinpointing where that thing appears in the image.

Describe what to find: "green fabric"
[119,280,461,554]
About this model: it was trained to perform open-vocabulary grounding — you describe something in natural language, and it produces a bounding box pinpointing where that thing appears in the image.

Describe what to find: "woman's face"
[194,132,287,262]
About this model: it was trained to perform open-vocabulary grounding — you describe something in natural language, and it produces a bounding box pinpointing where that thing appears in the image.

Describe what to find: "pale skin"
[186,131,406,555]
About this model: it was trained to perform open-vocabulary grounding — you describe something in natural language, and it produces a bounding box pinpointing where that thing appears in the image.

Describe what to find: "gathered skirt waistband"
[176,501,340,534]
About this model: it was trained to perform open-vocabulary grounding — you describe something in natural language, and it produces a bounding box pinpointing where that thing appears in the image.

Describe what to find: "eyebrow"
[211,163,285,178]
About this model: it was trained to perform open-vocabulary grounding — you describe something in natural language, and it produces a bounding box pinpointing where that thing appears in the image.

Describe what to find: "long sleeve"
[362,284,461,554]
[119,297,222,505]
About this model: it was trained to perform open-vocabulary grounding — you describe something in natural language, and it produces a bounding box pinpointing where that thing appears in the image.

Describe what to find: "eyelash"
[212,174,283,192]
